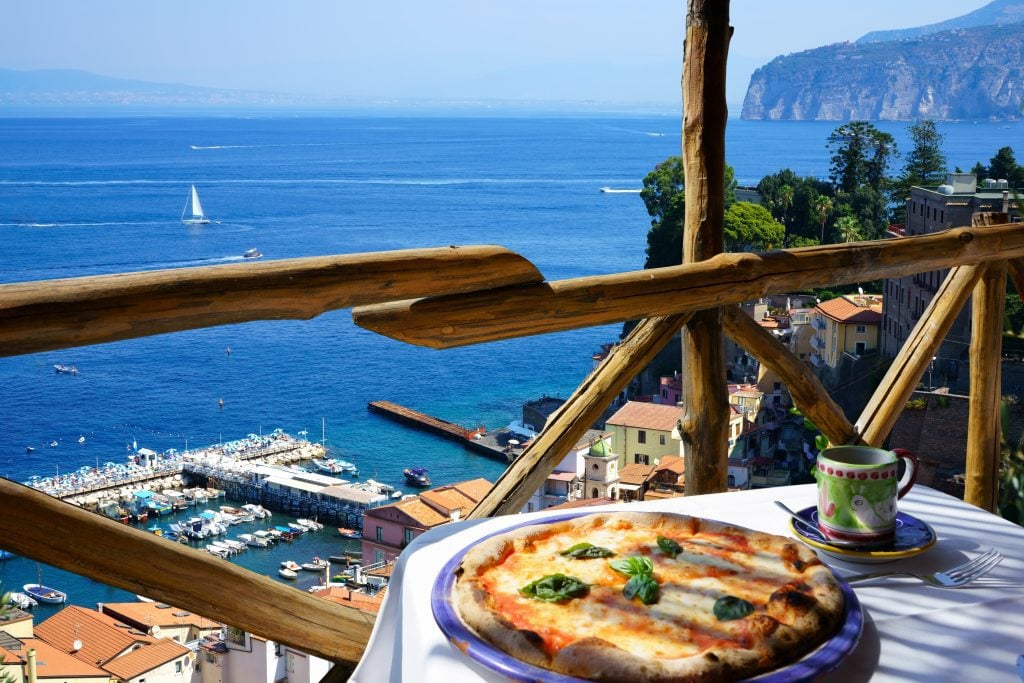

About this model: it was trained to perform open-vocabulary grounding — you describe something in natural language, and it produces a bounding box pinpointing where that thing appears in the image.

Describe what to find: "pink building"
[656,373,682,405]
[360,478,492,565]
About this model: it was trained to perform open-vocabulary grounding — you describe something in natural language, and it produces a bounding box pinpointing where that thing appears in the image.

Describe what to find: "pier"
[26,432,326,509]
[367,400,511,461]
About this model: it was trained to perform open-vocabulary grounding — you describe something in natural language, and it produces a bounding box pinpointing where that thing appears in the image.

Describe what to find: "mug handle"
[891,447,918,499]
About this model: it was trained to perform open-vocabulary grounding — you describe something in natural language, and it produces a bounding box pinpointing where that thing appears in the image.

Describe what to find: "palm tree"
[836,215,863,243]
[778,185,794,228]
[813,195,833,244]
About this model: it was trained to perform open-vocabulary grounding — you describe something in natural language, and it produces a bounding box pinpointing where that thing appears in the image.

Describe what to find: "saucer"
[788,506,936,564]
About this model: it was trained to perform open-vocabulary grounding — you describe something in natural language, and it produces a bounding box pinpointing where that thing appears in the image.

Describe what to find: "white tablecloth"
[351,485,1024,682]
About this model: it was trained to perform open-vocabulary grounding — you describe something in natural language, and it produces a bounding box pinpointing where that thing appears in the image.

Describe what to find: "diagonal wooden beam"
[352,223,1024,349]
[856,263,986,445]
[0,245,542,357]
[468,313,692,519]
[0,478,374,664]
[722,306,856,446]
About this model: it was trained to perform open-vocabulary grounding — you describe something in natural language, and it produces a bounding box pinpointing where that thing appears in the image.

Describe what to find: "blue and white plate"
[432,513,863,682]
[789,506,936,564]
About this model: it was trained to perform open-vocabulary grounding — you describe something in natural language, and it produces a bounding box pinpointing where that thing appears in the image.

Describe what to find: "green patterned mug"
[816,446,918,546]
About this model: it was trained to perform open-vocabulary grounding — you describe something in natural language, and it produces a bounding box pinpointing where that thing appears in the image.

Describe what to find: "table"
[351,485,1024,682]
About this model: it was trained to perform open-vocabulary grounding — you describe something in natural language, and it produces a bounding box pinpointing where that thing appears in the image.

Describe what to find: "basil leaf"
[713,595,755,621]
[623,574,660,605]
[560,542,615,559]
[657,535,682,558]
[609,555,654,577]
[519,574,590,603]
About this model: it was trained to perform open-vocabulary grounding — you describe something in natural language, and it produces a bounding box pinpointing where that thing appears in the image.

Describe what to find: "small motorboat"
[337,527,362,539]
[296,518,323,531]
[280,560,301,572]
[7,592,37,610]
[53,364,78,375]
[243,247,262,259]
[404,467,431,487]
[23,583,67,605]
[301,557,329,572]
[278,567,298,580]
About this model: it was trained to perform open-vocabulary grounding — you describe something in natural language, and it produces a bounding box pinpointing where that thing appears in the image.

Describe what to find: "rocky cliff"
[858,0,1024,43]
[741,22,1024,121]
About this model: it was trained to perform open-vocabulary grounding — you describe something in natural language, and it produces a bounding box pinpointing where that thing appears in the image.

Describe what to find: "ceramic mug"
[815,445,918,546]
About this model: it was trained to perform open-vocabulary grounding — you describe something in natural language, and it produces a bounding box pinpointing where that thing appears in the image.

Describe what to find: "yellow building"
[604,401,683,468]
[810,294,883,369]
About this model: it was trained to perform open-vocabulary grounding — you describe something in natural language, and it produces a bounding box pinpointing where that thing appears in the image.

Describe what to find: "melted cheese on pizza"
[474,517,813,660]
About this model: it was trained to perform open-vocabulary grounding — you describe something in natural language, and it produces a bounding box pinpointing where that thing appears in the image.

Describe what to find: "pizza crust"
[452,511,844,682]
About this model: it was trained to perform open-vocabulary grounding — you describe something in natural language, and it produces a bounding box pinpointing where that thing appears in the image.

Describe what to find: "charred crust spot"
[704,651,720,662]
[792,559,806,572]
[454,566,465,578]
[519,630,544,647]
[769,585,816,613]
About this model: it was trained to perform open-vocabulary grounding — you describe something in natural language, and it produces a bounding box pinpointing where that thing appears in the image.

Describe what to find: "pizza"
[451,511,844,682]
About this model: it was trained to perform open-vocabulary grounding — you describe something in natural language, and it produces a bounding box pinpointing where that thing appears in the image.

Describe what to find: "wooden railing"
[0,2,1017,679]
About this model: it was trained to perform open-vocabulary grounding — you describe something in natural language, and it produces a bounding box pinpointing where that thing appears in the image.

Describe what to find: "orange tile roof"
[315,586,386,614]
[605,402,683,432]
[619,463,656,485]
[548,471,578,482]
[102,636,191,680]
[388,498,449,528]
[655,455,686,475]
[36,605,154,666]
[368,477,493,528]
[420,478,493,516]
[100,602,221,632]
[816,295,883,324]
[19,638,108,679]
[0,644,20,664]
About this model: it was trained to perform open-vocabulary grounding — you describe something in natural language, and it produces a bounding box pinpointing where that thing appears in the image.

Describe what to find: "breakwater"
[368,400,515,461]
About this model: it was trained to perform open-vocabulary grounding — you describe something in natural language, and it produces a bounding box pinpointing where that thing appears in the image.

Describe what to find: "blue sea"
[0,113,1017,612]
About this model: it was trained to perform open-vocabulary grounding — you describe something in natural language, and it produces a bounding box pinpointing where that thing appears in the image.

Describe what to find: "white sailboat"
[181,185,211,225]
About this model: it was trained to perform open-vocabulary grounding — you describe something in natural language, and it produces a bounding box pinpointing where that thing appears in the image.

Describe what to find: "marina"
[21,429,396,529]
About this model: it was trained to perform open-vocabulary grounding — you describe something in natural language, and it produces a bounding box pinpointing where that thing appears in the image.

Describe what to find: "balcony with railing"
[0,3,1019,680]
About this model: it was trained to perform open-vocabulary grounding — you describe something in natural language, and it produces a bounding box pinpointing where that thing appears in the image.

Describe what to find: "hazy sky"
[0,1,990,106]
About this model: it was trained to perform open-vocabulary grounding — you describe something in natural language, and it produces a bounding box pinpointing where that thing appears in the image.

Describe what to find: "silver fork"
[844,548,1003,587]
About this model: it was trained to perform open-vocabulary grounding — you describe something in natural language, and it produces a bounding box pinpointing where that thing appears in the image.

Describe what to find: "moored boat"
[301,557,328,572]
[280,560,301,572]
[7,592,37,610]
[337,527,362,539]
[23,583,66,604]
[278,567,298,579]
[403,467,431,487]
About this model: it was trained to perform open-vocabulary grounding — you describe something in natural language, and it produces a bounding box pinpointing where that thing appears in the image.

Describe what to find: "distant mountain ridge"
[857,0,1024,43]
[0,68,316,109]
[742,1,1024,121]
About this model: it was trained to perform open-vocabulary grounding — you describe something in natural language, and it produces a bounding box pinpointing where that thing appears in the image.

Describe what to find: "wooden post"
[468,313,691,519]
[966,259,1006,511]
[680,0,731,494]
[721,306,856,446]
